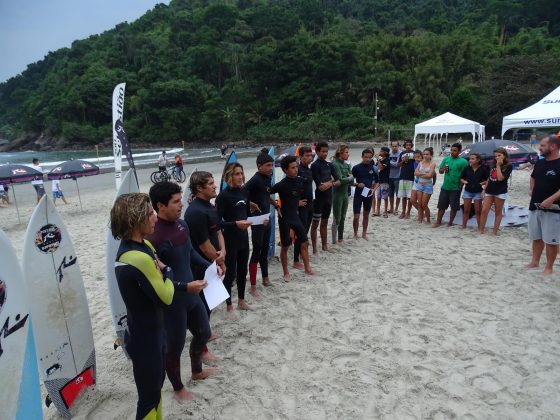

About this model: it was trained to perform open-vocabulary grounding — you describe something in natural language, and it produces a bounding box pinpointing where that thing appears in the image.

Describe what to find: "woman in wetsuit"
[216,163,252,319]
[111,193,188,420]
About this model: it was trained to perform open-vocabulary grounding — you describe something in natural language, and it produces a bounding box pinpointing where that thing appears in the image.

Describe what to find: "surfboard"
[106,169,139,358]
[22,195,96,419]
[268,146,276,259]
[442,204,529,228]
[220,151,237,192]
[182,166,198,209]
[0,230,41,420]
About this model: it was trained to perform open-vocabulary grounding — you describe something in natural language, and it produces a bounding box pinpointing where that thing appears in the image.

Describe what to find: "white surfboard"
[105,169,138,357]
[0,230,41,420]
[22,195,96,419]
[182,166,197,209]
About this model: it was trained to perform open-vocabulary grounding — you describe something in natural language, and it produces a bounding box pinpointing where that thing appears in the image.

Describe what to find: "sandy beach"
[1,145,559,419]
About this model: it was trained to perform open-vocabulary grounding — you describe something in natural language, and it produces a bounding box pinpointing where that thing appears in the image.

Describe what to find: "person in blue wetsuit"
[111,193,189,420]
[147,181,218,402]
[216,162,252,320]
[271,155,316,282]
[351,148,379,239]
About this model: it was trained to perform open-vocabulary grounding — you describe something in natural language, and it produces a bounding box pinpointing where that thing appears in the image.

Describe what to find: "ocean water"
[0,146,242,170]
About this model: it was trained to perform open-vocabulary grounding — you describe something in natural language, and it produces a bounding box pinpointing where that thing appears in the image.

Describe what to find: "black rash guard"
[270,176,305,221]
[298,163,314,203]
[115,239,184,420]
[146,218,211,391]
[244,171,272,215]
[311,159,338,199]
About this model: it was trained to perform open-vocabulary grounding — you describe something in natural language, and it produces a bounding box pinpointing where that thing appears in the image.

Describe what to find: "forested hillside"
[1,0,559,147]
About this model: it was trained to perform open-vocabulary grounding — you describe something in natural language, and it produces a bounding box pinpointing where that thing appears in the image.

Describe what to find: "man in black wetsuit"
[271,155,315,282]
[310,142,338,253]
[112,193,188,420]
[293,146,314,269]
[184,171,225,359]
[244,152,274,298]
[147,181,217,402]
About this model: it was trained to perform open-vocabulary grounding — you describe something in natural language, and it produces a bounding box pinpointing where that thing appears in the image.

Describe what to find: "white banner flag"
[112,83,126,189]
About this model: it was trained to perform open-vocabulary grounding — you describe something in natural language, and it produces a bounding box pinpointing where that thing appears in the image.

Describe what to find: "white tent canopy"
[501,85,560,137]
[413,112,483,147]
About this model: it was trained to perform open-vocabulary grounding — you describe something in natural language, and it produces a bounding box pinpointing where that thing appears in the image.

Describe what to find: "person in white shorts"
[526,135,560,276]
[397,140,415,219]
[30,158,45,203]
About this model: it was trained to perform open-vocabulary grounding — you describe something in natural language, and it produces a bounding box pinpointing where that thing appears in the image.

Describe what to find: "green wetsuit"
[332,159,353,240]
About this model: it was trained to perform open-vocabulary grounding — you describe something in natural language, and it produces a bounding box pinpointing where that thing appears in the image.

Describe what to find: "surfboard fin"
[45,394,52,408]
[113,338,121,350]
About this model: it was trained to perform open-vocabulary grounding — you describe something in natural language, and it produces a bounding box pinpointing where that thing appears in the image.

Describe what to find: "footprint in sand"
[330,351,361,368]
[470,373,503,393]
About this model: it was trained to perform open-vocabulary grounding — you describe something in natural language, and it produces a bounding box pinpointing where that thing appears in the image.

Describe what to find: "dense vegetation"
[1,0,559,146]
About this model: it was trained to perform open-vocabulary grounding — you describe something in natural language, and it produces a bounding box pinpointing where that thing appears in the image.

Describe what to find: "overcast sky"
[0,0,171,83]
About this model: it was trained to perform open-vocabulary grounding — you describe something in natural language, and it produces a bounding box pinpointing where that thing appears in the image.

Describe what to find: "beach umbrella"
[0,164,43,223]
[459,139,538,165]
[47,159,100,211]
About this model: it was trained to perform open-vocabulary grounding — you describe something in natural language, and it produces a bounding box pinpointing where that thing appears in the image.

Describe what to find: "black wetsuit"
[244,172,272,280]
[271,176,307,247]
[216,186,250,305]
[294,163,313,261]
[115,239,186,420]
[146,217,211,392]
[184,197,221,315]
[311,159,338,220]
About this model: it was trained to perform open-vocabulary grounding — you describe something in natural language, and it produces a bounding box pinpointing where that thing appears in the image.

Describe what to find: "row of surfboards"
[1,148,277,419]
[1,195,96,419]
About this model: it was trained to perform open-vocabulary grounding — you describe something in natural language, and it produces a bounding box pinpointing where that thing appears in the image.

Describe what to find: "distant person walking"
[51,179,68,205]
[479,148,512,235]
[30,158,45,203]
[530,134,538,150]
[525,135,560,276]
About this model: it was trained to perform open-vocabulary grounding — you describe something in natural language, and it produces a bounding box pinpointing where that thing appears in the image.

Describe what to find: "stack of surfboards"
[22,195,97,418]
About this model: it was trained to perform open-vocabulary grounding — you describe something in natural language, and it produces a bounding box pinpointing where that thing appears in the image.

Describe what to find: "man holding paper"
[244,152,275,298]
[271,155,315,282]
[351,148,379,240]
[147,181,219,402]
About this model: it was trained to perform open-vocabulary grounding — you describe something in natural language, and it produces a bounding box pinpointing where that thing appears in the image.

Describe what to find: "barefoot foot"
[525,262,540,270]
[249,286,262,301]
[238,300,252,311]
[192,368,216,381]
[262,277,272,287]
[173,387,194,402]
[202,350,221,365]
[293,262,305,270]
[305,269,316,275]
[283,273,291,282]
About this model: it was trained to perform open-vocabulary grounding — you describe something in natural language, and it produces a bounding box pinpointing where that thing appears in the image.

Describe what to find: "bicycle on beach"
[150,166,186,183]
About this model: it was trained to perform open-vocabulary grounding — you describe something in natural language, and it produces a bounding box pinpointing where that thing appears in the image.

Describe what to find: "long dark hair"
[493,147,510,168]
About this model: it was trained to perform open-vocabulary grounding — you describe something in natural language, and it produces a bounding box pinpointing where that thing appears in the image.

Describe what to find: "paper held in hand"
[247,213,270,226]
[361,187,371,198]
[202,262,229,310]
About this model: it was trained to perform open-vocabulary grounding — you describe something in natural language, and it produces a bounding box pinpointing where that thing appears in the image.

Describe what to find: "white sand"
[1,147,559,419]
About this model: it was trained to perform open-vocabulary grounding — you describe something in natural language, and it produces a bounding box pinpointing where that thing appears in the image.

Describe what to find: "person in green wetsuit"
[331,144,354,244]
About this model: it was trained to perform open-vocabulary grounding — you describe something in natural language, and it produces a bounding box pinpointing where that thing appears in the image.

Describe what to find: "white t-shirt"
[51,179,61,192]
[30,164,44,185]
[157,154,167,167]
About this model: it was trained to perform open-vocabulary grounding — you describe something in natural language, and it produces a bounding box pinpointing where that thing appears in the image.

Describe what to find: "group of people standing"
[110,136,559,419]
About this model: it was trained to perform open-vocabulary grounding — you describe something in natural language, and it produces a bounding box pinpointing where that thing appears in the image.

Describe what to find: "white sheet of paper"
[361,187,371,197]
[202,262,229,311]
[247,213,270,226]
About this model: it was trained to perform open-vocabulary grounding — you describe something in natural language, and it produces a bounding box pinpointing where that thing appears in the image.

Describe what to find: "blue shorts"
[485,193,507,200]
[53,191,64,199]
[416,183,433,194]
[463,191,482,200]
